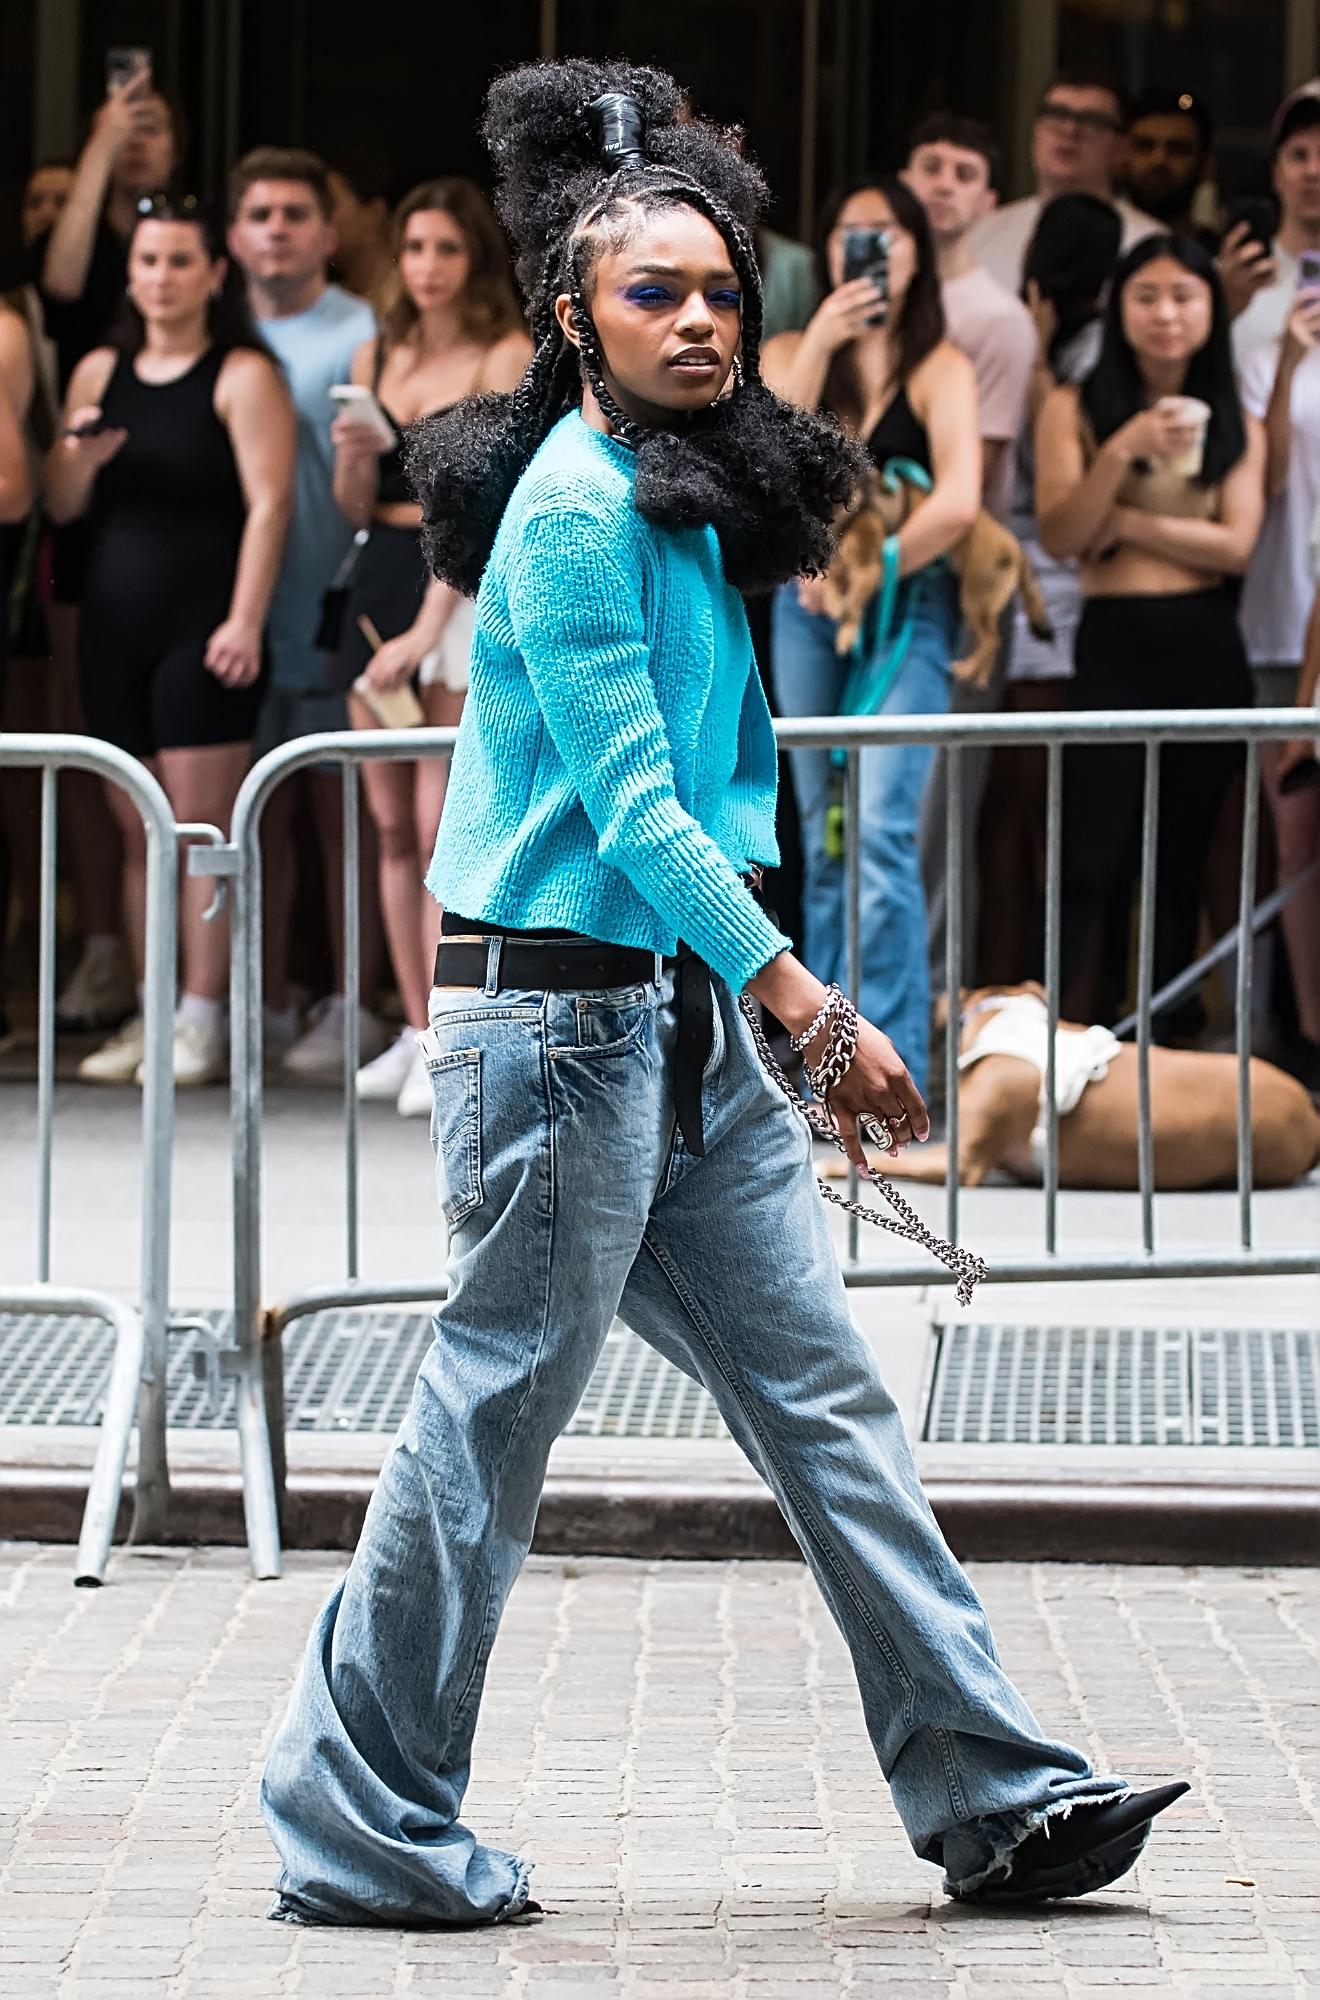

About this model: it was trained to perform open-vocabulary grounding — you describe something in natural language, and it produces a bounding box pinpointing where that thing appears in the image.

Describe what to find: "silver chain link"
[738,995,987,1308]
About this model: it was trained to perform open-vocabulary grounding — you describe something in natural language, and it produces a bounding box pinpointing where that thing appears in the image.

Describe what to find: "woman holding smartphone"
[45,195,294,1087]
[763,179,979,1095]
[1035,234,1265,1031]
[331,179,530,1117]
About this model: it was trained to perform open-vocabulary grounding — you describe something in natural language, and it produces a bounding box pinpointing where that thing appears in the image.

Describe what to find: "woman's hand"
[796,573,832,614]
[803,276,889,359]
[1110,400,1201,467]
[331,412,390,459]
[806,1012,930,1169]
[365,632,422,690]
[1284,293,1320,359]
[205,616,263,687]
[60,408,127,472]
[88,67,155,164]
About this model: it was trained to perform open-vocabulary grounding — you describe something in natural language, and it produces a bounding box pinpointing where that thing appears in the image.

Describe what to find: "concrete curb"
[3,1467,1318,1567]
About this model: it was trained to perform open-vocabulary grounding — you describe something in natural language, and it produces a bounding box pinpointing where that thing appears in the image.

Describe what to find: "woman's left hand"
[205,617,263,687]
[365,633,422,691]
[796,573,831,615]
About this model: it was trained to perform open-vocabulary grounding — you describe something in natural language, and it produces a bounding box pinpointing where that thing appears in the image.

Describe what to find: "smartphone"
[1223,195,1276,255]
[329,383,396,448]
[841,226,889,326]
[1300,251,1320,298]
[106,46,151,93]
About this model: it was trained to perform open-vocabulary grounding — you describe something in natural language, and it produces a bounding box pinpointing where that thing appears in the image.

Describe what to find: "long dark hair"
[1079,233,1245,486]
[813,175,944,429]
[379,177,524,358]
[1022,191,1121,375]
[111,194,273,362]
[405,60,865,598]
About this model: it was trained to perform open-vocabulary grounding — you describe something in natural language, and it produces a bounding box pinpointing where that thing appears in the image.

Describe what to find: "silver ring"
[863,1115,892,1150]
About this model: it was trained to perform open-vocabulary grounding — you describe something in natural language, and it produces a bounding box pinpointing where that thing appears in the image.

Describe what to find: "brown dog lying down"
[818,468,1053,690]
[832,983,1320,1191]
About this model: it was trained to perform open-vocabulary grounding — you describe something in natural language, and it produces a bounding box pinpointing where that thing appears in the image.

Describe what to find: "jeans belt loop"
[484,937,503,995]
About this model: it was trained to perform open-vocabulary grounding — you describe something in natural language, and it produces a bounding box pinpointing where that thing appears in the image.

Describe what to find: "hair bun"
[482,59,766,297]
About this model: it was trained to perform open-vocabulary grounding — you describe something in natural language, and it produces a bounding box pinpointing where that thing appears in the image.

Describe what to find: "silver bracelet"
[804,993,859,1099]
[790,983,845,1056]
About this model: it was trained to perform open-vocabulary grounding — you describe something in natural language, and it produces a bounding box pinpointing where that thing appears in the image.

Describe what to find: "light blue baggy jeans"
[771,572,958,1096]
[260,965,1130,1925]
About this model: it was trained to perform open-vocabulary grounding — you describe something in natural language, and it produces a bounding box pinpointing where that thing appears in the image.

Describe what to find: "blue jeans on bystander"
[771,571,958,1094]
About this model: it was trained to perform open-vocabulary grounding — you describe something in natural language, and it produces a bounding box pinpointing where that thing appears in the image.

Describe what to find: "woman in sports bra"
[1035,234,1265,1031]
[763,177,979,1095]
[331,180,530,1115]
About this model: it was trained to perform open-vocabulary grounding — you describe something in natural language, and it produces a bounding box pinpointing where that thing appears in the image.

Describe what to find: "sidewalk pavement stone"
[2,1545,1318,1998]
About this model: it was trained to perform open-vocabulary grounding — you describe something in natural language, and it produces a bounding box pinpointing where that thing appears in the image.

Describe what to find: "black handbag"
[314,526,370,654]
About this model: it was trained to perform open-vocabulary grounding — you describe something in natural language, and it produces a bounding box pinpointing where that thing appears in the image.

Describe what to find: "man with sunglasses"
[969,69,1158,296]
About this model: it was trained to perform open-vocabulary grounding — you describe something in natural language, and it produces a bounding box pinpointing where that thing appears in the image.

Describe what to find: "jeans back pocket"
[423,1046,483,1228]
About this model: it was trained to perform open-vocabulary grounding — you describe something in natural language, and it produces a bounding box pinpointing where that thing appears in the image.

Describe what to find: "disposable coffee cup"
[1158,395,1211,478]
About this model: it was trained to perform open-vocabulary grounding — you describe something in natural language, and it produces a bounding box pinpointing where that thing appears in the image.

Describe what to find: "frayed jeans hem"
[264,1858,535,1930]
[939,1786,1130,1899]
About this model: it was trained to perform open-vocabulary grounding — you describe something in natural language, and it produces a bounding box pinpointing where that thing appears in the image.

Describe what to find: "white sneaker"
[357,1025,418,1101]
[77,1014,145,1083]
[56,938,136,1034]
[262,1004,302,1077]
[281,995,390,1082]
[395,1043,433,1118]
[161,1012,227,1088]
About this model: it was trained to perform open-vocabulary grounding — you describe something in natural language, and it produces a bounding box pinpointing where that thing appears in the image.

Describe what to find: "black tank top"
[371,341,413,506]
[866,383,932,476]
[90,346,245,546]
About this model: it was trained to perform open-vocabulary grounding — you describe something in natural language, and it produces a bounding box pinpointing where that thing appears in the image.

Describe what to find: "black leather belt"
[434,921,715,1157]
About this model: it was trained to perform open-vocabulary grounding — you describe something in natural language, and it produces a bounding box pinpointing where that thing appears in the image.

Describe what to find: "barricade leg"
[228,792,283,1579]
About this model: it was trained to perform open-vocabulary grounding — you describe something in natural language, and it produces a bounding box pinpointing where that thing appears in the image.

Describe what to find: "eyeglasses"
[1036,103,1121,137]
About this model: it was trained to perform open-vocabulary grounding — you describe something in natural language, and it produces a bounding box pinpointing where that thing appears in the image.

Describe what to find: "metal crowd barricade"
[0,735,179,1584]
[220,710,1319,1578]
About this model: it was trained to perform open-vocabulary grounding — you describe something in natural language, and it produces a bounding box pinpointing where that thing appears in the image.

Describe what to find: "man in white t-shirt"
[1237,238,1320,1073]
[969,70,1158,296]
[903,113,1036,519]
[1232,86,1320,367]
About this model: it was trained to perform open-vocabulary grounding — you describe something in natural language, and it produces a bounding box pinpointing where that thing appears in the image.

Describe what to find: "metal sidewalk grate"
[3,1312,1315,1447]
[0,1310,729,1440]
[922,1324,1320,1448]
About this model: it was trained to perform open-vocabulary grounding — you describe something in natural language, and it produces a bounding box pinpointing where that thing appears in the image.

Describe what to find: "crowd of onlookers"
[2,54,1320,1114]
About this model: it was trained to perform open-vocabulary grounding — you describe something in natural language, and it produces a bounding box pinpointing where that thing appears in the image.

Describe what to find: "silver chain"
[738,995,987,1308]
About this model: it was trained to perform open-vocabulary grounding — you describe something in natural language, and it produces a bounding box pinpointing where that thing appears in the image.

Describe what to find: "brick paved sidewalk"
[2,1549,1317,1999]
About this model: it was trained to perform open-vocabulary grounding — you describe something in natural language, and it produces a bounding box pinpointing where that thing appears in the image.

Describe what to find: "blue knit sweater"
[426,412,790,989]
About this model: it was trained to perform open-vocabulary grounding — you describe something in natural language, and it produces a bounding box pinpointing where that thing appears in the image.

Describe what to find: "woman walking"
[261,60,1186,1928]
[46,194,293,1084]
[1036,234,1265,1029]
[332,179,530,1116]
[763,177,980,1094]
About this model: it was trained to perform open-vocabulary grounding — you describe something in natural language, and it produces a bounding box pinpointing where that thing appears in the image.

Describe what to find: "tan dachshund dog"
[818,468,1053,689]
[833,982,1320,1191]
